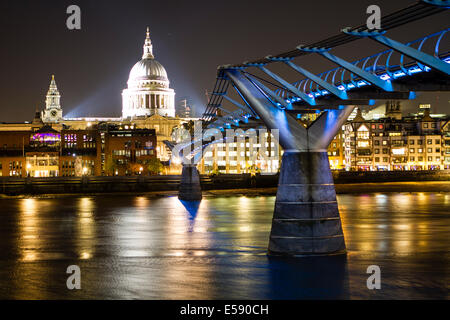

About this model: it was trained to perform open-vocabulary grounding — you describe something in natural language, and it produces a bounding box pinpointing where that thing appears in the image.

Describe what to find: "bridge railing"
[275,28,449,101]
[203,29,449,124]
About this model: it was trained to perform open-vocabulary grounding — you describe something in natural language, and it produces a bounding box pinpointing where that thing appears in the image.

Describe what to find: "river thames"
[0,192,448,299]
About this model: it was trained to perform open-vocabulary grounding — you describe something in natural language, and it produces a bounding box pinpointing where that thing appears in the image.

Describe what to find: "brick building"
[0,120,157,177]
[104,126,157,176]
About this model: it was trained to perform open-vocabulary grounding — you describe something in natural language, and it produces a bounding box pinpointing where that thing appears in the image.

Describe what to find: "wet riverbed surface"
[0,192,448,299]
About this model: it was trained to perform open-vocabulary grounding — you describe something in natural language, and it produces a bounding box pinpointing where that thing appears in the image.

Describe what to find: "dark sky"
[0,0,448,122]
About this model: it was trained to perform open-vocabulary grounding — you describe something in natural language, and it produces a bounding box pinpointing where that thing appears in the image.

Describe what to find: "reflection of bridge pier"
[226,70,352,256]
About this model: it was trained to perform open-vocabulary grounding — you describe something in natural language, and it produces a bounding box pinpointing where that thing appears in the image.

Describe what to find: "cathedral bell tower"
[42,75,63,123]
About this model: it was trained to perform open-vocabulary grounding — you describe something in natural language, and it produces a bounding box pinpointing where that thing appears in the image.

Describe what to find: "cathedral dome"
[129,58,168,82]
[122,28,176,119]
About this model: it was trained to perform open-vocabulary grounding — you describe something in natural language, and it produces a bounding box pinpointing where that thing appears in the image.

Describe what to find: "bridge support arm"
[226,68,351,256]
[283,60,348,100]
[226,69,306,151]
[308,107,355,151]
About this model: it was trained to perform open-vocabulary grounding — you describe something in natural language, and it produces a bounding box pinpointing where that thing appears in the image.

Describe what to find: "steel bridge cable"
[242,71,287,90]
[230,2,447,67]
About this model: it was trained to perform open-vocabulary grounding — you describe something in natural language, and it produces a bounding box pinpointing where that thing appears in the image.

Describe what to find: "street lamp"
[139,167,143,175]
[82,167,88,176]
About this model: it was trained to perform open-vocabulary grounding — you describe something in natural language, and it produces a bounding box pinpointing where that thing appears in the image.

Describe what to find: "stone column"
[178,164,202,200]
[268,151,346,256]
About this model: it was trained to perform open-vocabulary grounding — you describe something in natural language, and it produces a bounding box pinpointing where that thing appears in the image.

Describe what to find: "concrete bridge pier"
[269,151,345,256]
[226,69,354,256]
[178,164,202,201]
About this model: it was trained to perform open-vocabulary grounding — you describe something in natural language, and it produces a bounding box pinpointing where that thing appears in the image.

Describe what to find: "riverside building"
[196,102,449,174]
[0,113,157,178]
[343,103,450,171]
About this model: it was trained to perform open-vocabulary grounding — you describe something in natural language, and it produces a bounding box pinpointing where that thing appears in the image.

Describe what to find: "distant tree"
[147,157,163,175]
[209,168,220,176]
[247,164,261,176]
[128,163,144,175]
[184,120,195,136]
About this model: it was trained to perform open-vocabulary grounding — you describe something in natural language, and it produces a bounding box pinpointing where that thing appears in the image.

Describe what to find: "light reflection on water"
[76,198,95,261]
[0,192,448,299]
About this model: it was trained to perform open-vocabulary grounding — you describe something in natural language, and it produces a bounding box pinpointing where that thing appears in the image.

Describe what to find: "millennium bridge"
[171,0,450,257]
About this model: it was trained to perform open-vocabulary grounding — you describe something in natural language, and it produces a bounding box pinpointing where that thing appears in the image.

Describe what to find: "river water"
[0,192,448,299]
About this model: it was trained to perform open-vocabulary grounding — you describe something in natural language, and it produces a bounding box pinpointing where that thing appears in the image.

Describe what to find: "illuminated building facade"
[198,131,281,175]
[0,117,157,177]
[328,131,345,170]
[344,104,450,171]
[1,102,449,176]
[103,126,157,176]
[196,102,449,174]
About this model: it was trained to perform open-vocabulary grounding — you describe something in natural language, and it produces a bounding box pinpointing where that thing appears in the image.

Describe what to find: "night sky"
[0,0,448,122]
